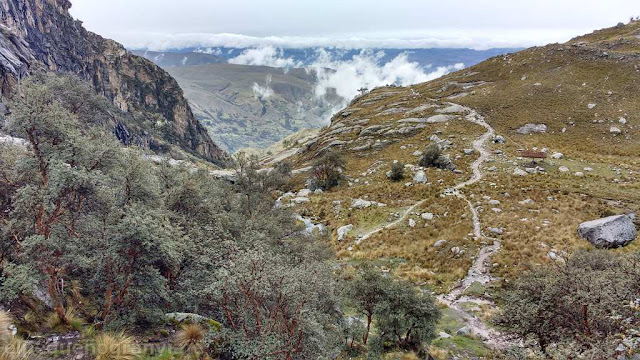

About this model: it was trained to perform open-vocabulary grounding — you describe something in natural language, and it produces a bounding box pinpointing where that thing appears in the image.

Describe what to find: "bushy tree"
[497,250,640,357]
[375,280,440,354]
[345,265,441,356]
[388,162,405,182]
[418,143,442,168]
[312,152,345,190]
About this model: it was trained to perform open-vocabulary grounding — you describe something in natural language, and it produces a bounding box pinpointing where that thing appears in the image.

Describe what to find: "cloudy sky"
[70,0,638,50]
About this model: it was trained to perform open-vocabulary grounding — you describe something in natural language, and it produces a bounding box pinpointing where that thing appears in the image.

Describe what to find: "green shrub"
[388,162,405,182]
[313,152,346,190]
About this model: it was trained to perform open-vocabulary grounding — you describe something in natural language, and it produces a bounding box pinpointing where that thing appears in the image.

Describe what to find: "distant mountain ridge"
[134,47,521,70]
[0,0,228,165]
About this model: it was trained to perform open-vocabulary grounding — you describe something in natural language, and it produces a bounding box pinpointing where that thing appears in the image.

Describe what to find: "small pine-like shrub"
[94,332,141,360]
[418,144,441,168]
[388,162,405,182]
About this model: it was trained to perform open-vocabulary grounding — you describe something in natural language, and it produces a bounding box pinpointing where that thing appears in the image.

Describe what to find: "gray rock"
[559,166,570,173]
[492,135,506,144]
[413,170,427,184]
[490,228,504,235]
[577,214,637,248]
[550,152,564,159]
[434,240,447,248]
[610,126,622,134]
[513,168,528,176]
[456,326,471,336]
[463,149,474,155]
[337,225,354,241]
[516,123,548,134]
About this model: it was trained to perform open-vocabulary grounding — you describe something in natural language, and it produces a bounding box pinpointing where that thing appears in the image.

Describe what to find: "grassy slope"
[285,21,640,288]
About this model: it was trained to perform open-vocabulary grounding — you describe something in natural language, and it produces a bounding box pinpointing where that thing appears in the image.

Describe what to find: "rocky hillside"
[274,21,640,357]
[0,0,228,164]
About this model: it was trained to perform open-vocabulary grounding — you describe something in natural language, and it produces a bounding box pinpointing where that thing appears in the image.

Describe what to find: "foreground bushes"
[0,74,341,358]
[497,250,640,358]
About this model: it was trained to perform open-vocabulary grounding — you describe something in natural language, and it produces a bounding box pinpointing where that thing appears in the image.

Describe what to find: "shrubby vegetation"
[497,250,640,358]
[343,265,441,357]
[0,74,441,359]
[311,152,345,190]
[388,162,405,182]
[0,75,341,358]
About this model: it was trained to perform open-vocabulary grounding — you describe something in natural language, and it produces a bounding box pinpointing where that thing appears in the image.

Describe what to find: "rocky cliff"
[0,0,228,165]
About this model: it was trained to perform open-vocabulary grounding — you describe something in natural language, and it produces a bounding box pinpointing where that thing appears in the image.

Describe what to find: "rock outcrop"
[0,0,227,164]
[577,214,637,248]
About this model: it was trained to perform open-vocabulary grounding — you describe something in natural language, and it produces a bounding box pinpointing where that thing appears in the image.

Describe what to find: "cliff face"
[0,0,228,164]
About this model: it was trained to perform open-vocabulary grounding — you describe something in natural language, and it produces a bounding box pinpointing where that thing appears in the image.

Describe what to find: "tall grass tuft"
[0,311,32,360]
[175,323,205,354]
[94,332,141,360]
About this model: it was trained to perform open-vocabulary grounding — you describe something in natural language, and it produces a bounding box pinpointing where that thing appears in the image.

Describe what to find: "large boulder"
[577,214,637,248]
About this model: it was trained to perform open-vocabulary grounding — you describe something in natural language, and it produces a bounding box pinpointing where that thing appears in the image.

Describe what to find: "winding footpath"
[355,103,513,349]
[437,105,513,350]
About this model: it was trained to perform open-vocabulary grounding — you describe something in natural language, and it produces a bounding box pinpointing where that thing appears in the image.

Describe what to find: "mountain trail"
[437,105,515,350]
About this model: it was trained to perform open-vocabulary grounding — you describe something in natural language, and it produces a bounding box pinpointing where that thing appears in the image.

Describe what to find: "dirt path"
[437,105,514,350]
[350,103,514,349]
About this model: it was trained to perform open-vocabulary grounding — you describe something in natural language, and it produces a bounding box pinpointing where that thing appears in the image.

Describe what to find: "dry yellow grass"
[93,332,141,360]
[284,21,640,291]
[175,323,205,354]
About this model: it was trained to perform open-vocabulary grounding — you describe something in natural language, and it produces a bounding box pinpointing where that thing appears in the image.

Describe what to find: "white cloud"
[309,49,463,102]
[229,47,303,68]
[252,74,274,99]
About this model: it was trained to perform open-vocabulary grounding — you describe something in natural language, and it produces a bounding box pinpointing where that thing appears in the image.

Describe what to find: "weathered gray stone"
[578,214,637,248]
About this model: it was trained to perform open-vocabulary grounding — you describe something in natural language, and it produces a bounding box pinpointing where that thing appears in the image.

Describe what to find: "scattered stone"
[559,166,570,173]
[434,240,447,248]
[439,332,451,339]
[487,166,497,171]
[587,103,597,109]
[337,225,354,241]
[421,213,434,220]
[489,200,501,205]
[517,123,547,134]
[574,171,585,177]
[413,171,428,184]
[351,199,387,209]
[619,117,627,125]
[298,189,312,197]
[436,104,466,113]
[550,152,564,159]
[610,126,622,134]
[291,197,310,204]
[583,167,594,172]
[519,199,535,205]
[513,168,528,176]
[456,326,471,336]
[578,214,637,248]
[492,135,506,144]
[463,149,475,155]
[412,150,423,157]
[408,219,416,228]
[451,247,462,255]
[490,228,504,235]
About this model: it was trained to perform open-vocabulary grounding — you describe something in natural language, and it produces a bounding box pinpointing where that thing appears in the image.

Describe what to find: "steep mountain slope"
[165,63,341,152]
[0,0,227,164]
[276,21,640,357]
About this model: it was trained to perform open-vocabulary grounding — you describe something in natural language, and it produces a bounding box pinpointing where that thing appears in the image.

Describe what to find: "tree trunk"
[363,313,372,345]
